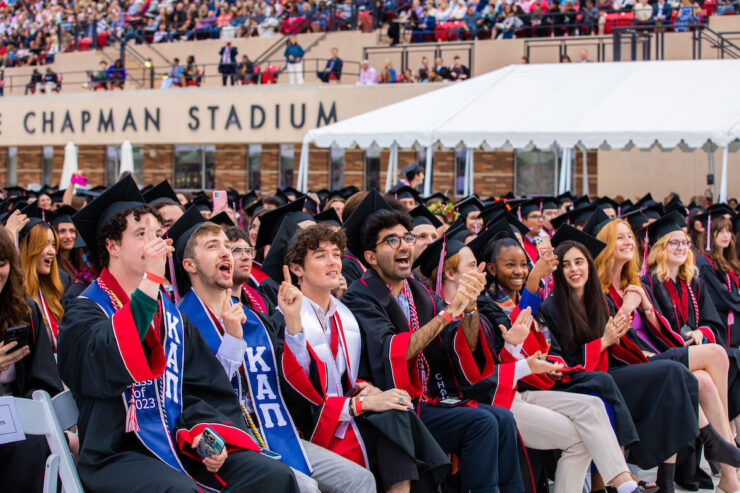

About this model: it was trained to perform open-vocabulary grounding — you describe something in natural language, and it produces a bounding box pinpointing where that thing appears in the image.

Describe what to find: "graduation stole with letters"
[178,288,311,475]
[82,280,194,484]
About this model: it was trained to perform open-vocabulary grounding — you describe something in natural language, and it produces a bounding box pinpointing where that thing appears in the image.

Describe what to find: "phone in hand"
[534,236,551,256]
[196,427,226,458]
[70,174,88,186]
[212,190,228,213]
[4,324,30,353]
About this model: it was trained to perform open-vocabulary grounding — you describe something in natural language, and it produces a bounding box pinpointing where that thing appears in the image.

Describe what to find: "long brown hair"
[687,208,705,252]
[0,227,29,337]
[551,240,609,352]
[595,219,641,294]
[19,223,64,323]
[54,221,85,278]
[707,216,740,275]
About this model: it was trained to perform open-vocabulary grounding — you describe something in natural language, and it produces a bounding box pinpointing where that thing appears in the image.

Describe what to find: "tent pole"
[565,148,573,192]
[581,147,589,196]
[557,146,566,194]
[385,144,398,192]
[719,146,729,203]
[423,147,433,196]
[297,139,310,192]
[466,148,475,196]
[707,149,716,200]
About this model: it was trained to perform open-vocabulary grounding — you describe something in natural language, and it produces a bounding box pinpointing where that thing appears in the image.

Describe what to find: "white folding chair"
[13,389,84,493]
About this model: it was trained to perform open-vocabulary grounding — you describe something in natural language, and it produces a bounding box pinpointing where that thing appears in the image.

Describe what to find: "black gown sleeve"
[15,299,63,398]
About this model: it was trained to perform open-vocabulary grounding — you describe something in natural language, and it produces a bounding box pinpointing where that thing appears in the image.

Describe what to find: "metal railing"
[363,41,474,75]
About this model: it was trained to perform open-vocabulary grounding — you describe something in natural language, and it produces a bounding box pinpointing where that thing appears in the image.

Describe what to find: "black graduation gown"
[642,272,740,420]
[696,254,740,348]
[0,299,64,493]
[57,278,292,492]
[342,254,366,289]
[256,276,280,309]
[539,297,699,469]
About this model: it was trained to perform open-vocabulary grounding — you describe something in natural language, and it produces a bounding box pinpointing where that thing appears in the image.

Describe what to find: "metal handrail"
[364,41,474,74]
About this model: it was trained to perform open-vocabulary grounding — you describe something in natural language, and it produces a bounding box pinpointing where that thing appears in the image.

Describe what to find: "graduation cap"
[412,234,467,293]
[143,180,179,205]
[241,191,259,209]
[451,228,475,244]
[314,207,342,227]
[696,203,736,251]
[636,211,687,256]
[423,192,449,205]
[410,205,443,229]
[304,195,320,215]
[209,211,235,227]
[572,195,591,210]
[583,208,612,237]
[504,212,530,237]
[50,190,66,204]
[625,210,649,231]
[3,186,26,198]
[316,189,331,202]
[481,202,508,227]
[342,190,392,259]
[165,206,208,297]
[593,197,619,213]
[401,162,422,178]
[467,219,507,263]
[339,186,359,200]
[0,200,26,224]
[273,189,290,205]
[454,196,484,219]
[550,211,570,231]
[282,187,300,200]
[664,202,688,218]
[568,203,598,226]
[519,198,543,219]
[52,205,78,225]
[556,192,576,204]
[245,199,264,217]
[72,175,143,262]
[388,184,421,203]
[732,214,740,235]
[191,195,212,213]
[634,193,658,209]
[503,191,516,200]
[255,196,309,250]
[539,196,559,211]
[552,224,607,260]
[19,201,58,237]
[261,216,300,283]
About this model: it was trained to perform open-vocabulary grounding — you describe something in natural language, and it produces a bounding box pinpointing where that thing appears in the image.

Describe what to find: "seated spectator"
[183,55,200,86]
[530,3,549,36]
[652,0,673,27]
[426,68,444,81]
[581,0,601,34]
[310,2,331,32]
[560,53,572,62]
[401,67,417,82]
[460,5,485,39]
[436,0,454,21]
[238,54,257,84]
[357,59,378,85]
[633,0,654,28]
[25,68,42,95]
[42,67,59,94]
[106,59,126,89]
[412,5,436,42]
[379,59,397,83]
[579,49,591,62]
[613,0,635,12]
[674,0,701,31]
[494,5,523,39]
[562,1,579,34]
[450,56,470,81]
[451,0,469,19]
[418,56,430,81]
[544,1,565,36]
[317,47,343,83]
[717,0,738,14]
[435,57,451,79]
[161,58,184,89]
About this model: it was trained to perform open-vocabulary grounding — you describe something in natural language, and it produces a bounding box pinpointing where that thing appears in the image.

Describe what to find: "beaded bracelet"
[463,306,478,318]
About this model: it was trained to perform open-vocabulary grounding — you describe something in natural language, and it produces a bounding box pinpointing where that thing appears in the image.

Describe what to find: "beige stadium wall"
[597,147,740,202]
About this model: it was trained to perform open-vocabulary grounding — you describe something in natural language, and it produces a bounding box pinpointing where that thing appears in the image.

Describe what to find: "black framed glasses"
[376,233,417,249]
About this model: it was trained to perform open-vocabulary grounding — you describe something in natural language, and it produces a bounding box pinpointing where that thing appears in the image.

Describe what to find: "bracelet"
[349,398,356,417]
[355,397,363,415]
[463,306,478,318]
[438,309,453,324]
[143,271,166,285]
[644,307,654,315]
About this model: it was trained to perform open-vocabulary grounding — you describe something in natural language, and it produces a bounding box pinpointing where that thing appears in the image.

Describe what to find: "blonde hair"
[647,232,696,283]
[19,224,64,323]
[594,219,641,294]
[425,253,460,291]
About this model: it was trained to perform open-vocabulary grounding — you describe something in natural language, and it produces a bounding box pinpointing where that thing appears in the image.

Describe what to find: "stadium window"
[454,147,467,197]
[279,144,295,188]
[105,145,144,186]
[248,145,262,191]
[329,147,345,190]
[6,147,17,186]
[514,148,558,196]
[173,145,215,190]
[364,146,381,190]
[41,146,54,186]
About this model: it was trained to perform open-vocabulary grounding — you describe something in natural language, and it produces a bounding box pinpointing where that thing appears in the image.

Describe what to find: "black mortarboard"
[641,203,663,220]
[410,205,443,229]
[339,186,360,200]
[241,191,259,209]
[481,202,508,227]
[556,192,576,203]
[583,208,612,237]
[467,220,504,263]
[454,196,484,218]
[261,216,300,283]
[50,190,66,204]
[664,202,688,218]
[19,201,57,237]
[519,198,543,218]
[732,214,740,235]
[552,224,607,259]
[569,203,598,226]
[313,208,342,227]
[389,184,421,202]
[634,193,658,209]
[423,192,449,205]
[274,189,290,205]
[401,162,422,177]
[637,211,687,252]
[504,212,530,237]
[209,211,235,227]
[572,195,591,210]
[413,235,467,280]
[143,180,179,205]
[342,190,391,259]
[304,195,321,215]
[540,196,559,211]
[451,228,475,244]
[550,211,570,231]
[316,189,330,202]
[140,185,154,195]
[245,199,264,217]
[625,210,649,231]
[52,205,78,225]
[503,191,516,199]
[697,203,736,223]
[0,201,26,224]
[165,206,207,297]
[325,191,345,203]
[255,196,308,250]
[72,175,143,262]
[3,186,26,198]
[593,197,619,213]
[282,187,300,200]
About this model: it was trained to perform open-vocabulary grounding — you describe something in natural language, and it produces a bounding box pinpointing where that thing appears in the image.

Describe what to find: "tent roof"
[305,59,740,150]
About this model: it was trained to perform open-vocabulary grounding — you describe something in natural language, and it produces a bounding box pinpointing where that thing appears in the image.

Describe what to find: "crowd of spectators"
[353,54,468,84]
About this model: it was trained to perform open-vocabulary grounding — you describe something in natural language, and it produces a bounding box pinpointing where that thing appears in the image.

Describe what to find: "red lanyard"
[664,279,689,324]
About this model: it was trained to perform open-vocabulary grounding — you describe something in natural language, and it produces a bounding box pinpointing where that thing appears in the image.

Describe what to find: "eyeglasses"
[231,246,255,259]
[376,233,417,249]
[667,240,691,250]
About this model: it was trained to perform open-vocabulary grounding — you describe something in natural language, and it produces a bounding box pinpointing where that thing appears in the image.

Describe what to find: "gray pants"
[293,439,376,493]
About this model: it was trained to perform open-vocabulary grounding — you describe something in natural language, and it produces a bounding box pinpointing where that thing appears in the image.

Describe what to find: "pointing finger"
[283,265,291,284]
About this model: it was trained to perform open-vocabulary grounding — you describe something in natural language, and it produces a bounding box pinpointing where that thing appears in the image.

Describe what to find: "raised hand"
[279,265,304,335]
[449,263,487,317]
[530,249,559,283]
[333,275,348,300]
[3,210,29,238]
[526,351,564,374]
[499,306,532,347]
[0,341,30,372]
[221,295,246,339]
[143,215,173,278]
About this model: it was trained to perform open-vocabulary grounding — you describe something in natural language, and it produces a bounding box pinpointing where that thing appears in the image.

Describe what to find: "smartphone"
[260,449,282,460]
[4,324,30,353]
[70,174,88,186]
[212,190,228,213]
[344,385,361,397]
[437,398,470,408]
[196,426,226,458]
[534,236,551,256]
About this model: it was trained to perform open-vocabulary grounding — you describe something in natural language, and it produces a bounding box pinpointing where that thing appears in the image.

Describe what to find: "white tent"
[59,142,78,190]
[119,140,135,177]
[298,59,740,200]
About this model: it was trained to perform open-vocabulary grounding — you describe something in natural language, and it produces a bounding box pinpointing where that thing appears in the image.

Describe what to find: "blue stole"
[178,289,312,475]
[81,282,205,487]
